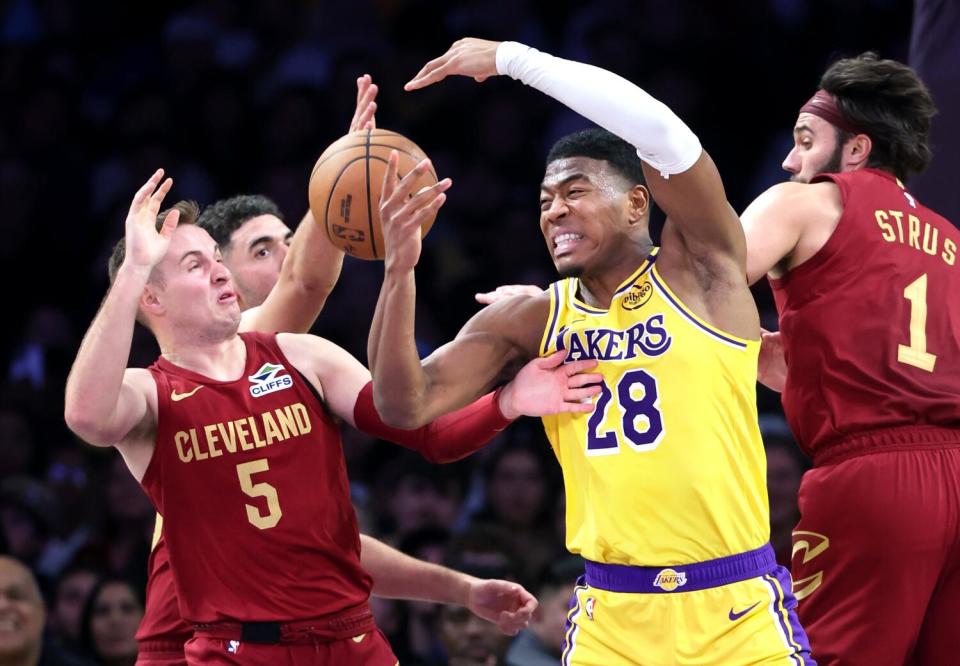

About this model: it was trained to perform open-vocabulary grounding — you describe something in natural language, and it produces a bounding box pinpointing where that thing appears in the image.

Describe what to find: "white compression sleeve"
[496,41,702,178]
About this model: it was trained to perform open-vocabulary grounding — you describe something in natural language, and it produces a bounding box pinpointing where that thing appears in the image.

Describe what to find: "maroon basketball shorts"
[185,627,397,666]
[792,444,960,665]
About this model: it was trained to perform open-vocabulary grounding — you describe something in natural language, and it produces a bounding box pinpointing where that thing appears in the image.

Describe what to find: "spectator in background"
[439,527,523,666]
[48,563,100,653]
[0,555,91,666]
[78,579,142,666]
[0,479,56,582]
[471,437,563,583]
[0,556,44,666]
[382,527,452,666]
[375,452,470,540]
[763,432,807,568]
[505,555,583,666]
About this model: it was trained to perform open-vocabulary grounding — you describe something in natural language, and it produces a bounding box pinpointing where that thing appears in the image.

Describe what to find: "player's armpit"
[643,151,747,272]
[275,332,372,425]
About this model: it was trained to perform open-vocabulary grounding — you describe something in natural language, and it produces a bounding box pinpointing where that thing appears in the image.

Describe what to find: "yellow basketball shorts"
[561,544,814,665]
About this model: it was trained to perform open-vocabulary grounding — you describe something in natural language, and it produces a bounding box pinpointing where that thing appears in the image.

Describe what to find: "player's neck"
[578,245,654,308]
[159,333,247,381]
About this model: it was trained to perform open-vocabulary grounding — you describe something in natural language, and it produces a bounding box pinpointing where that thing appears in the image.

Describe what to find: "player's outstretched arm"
[244,76,379,334]
[409,39,745,271]
[65,170,174,448]
[369,152,547,428]
[361,535,536,635]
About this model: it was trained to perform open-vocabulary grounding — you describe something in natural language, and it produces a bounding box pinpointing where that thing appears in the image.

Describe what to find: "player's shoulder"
[753,180,841,225]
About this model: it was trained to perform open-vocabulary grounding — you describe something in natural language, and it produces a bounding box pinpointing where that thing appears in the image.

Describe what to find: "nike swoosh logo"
[728,601,761,621]
[351,633,366,643]
[171,385,204,402]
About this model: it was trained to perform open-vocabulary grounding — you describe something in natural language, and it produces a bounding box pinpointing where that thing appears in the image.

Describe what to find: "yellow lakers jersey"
[540,248,769,565]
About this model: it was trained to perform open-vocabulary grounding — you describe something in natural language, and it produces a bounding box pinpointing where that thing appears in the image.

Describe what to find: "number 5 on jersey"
[237,459,282,529]
[586,369,665,455]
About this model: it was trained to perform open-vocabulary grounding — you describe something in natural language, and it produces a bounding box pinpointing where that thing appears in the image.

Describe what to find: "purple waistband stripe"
[584,544,776,593]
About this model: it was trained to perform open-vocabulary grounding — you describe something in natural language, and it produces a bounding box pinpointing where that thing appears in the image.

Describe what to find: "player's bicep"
[643,151,746,266]
[420,293,545,404]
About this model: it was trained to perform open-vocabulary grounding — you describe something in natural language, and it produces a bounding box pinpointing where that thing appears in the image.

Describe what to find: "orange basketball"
[308,128,438,260]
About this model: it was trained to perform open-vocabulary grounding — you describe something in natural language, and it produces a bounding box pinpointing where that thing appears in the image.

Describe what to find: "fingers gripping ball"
[309,128,439,260]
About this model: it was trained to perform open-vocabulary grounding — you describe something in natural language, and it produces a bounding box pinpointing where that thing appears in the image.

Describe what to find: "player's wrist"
[495,383,521,421]
[495,41,532,78]
[117,261,155,283]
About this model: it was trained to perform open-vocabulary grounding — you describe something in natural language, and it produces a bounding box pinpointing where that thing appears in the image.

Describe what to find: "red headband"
[799,90,862,135]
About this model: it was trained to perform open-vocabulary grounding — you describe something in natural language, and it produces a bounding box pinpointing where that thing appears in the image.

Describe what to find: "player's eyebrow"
[540,172,590,192]
[178,250,204,265]
[793,124,814,136]
[248,235,274,251]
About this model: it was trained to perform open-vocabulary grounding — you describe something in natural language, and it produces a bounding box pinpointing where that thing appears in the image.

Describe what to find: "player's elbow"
[373,393,428,430]
[64,407,115,447]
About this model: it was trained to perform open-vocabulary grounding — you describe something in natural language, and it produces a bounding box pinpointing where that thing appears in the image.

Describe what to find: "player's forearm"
[371,267,433,428]
[496,42,701,177]
[259,210,345,333]
[64,264,148,441]
[362,535,474,605]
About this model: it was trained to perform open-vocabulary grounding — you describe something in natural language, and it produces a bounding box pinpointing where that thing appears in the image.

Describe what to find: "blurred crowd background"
[1,0,955,664]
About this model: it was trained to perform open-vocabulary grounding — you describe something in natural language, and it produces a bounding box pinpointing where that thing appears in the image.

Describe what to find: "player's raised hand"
[405,38,501,90]
[124,169,178,271]
[466,578,538,636]
[349,74,378,132]
[475,284,543,305]
[498,350,602,419]
[379,150,451,272]
[758,328,786,393]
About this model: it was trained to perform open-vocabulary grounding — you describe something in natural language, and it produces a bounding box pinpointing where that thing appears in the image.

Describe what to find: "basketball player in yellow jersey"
[367,38,815,664]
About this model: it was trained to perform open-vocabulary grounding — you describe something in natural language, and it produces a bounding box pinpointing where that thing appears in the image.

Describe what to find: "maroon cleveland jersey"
[135,531,191,648]
[770,168,960,459]
[140,331,371,623]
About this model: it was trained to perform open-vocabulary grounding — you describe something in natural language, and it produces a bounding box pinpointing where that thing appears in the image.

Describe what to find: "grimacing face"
[539,156,642,279]
[222,214,292,309]
[144,225,241,340]
[782,113,845,184]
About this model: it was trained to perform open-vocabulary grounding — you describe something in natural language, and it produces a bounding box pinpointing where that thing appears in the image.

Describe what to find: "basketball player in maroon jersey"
[63,173,600,666]
[740,54,959,665]
[135,76,544,666]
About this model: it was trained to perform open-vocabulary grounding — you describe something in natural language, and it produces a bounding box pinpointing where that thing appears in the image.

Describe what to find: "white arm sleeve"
[496,41,702,178]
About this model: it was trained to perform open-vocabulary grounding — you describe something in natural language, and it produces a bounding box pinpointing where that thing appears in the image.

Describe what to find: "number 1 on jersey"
[898,273,937,372]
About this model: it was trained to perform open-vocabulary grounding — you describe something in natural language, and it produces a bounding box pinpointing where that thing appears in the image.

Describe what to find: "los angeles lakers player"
[368,38,814,664]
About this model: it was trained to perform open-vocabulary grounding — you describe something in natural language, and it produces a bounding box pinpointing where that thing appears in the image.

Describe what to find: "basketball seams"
[364,128,378,259]
[309,129,438,260]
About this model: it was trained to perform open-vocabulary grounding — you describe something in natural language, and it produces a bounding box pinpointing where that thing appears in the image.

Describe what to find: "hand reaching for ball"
[378,151,451,273]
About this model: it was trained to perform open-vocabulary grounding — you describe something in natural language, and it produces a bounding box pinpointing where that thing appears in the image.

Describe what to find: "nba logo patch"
[227,640,240,653]
[653,568,687,592]
[584,596,596,620]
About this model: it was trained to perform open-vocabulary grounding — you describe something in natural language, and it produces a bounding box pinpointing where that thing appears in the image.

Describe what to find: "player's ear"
[141,283,165,317]
[626,184,650,225]
[845,133,872,171]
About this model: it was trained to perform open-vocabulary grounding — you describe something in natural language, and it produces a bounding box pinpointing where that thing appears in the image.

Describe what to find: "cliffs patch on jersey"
[248,362,293,397]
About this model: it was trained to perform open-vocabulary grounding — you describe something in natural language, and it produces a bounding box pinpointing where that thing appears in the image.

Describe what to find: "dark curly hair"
[546,127,646,187]
[196,194,284,250]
